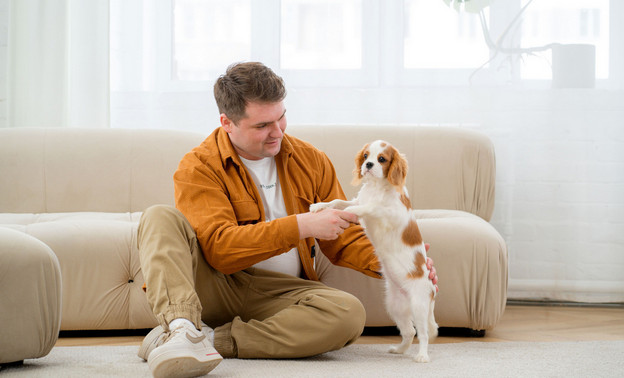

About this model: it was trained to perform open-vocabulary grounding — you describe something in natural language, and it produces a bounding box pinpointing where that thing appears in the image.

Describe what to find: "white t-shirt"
[240,156,302,277]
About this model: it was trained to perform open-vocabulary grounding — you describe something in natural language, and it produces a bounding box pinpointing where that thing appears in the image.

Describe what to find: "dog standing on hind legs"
[310,140,438,362]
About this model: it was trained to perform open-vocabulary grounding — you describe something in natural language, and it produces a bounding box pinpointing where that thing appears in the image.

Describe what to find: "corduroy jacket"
[173,127,382,281]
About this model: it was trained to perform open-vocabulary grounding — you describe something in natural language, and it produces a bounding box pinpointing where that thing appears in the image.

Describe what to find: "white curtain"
[7,0,109,128]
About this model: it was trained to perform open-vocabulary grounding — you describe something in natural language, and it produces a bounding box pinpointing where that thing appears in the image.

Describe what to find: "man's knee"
[140,204,180,225]
[331,291,367,342]
[137,204,197,255]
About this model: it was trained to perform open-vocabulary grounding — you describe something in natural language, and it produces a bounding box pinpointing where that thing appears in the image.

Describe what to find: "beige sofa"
[0,126,507,340]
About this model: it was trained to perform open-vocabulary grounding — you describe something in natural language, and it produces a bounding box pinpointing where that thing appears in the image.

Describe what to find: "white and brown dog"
[310,140,438,362]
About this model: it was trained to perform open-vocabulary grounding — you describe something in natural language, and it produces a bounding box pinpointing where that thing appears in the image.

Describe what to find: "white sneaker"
[147,322,223,378]
[138,322,213,361]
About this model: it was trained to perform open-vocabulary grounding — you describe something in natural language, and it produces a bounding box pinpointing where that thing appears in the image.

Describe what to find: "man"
[137,62,437,378]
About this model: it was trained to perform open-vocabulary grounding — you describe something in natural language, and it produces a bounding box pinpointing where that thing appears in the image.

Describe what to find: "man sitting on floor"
[137,61,438,378]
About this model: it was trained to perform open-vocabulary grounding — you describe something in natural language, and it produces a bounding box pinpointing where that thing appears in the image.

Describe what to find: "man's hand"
[297,209,357,240]
[424,243,439,292]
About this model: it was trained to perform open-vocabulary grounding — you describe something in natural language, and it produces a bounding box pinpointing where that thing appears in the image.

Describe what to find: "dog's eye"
[363,153,368,159]
[378,156,386,163]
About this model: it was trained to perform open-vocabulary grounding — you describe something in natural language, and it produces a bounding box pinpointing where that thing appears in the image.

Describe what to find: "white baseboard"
[508,279,624,303]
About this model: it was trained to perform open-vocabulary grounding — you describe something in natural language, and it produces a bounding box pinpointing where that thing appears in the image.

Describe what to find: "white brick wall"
[479,90,624,303]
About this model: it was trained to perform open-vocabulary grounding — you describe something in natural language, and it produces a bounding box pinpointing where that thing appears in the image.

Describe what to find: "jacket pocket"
[231,200,260,222]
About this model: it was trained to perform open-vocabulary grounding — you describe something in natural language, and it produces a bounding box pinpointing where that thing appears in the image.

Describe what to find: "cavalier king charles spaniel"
[310,140,438,362]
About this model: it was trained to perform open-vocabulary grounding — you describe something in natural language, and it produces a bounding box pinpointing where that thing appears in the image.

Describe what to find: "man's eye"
[378,157,386,163]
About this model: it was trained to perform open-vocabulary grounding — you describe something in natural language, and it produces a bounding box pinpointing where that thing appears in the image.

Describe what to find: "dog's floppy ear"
[387,147,408,188]
[351,143,369,186]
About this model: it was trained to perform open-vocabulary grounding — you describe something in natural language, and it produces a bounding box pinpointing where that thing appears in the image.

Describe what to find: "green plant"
[442,0,492,14]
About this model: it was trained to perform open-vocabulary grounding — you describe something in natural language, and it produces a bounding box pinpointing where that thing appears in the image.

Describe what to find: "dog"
[310,140,438,362]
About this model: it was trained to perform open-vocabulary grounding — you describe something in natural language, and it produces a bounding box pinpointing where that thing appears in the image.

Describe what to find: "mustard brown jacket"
[173,127,382,281]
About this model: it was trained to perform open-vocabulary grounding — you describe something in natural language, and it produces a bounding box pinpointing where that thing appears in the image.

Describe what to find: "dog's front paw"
[414,353,430,363]
[310,202,329,213]
[343,206,361,216]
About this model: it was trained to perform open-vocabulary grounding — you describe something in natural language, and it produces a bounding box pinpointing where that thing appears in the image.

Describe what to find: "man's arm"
[174,156,301,275]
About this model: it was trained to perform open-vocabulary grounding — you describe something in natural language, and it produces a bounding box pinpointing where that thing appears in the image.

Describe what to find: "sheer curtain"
[7,0,109,128]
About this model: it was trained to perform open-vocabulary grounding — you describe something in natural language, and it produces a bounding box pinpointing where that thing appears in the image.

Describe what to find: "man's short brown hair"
[214,62,286,123]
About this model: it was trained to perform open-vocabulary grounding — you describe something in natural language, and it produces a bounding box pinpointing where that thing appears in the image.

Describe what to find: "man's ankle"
[169,318,196,331]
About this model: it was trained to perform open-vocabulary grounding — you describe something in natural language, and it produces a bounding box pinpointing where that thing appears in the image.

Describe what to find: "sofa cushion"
[0,212,157,330]
[0,128,204,214]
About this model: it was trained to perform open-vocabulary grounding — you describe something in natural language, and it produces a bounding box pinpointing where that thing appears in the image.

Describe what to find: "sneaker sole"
[149,350,223,378]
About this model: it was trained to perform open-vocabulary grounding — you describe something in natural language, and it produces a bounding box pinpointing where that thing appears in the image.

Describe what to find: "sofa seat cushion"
[0,212,157,330]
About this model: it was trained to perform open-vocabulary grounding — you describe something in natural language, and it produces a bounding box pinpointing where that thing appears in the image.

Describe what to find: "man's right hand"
[296,209,358,240]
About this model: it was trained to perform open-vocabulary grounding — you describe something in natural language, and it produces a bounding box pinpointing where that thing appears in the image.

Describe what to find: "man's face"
[221,101,287,161]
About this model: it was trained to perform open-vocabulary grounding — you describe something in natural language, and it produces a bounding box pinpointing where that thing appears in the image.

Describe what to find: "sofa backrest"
[0,126,496,220]
[0,128,204,213]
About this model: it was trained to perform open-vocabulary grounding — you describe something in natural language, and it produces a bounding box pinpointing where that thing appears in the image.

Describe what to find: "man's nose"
[270,121,283,137]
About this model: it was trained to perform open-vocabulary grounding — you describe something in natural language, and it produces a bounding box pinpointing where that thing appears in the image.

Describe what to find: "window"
[111,0,620,91]
[403,0,489,69]
[172,0,252,81]
[281,0,362,70]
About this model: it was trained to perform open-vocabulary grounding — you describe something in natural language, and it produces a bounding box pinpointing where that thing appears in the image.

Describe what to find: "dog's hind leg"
[413,317,430,363]
[389,315,415,355]
[386,293,415,355]
[413,299,436,363]
[428,296,438,339]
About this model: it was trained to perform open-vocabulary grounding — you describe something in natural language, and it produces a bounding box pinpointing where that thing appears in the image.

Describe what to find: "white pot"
[551,43,596,88]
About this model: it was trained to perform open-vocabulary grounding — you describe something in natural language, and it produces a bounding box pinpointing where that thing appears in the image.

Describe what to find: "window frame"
[151,0,623,92]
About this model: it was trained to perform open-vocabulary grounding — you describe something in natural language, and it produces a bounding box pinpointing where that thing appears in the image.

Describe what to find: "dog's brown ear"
[351,143,369,186]
[387,148,408,188]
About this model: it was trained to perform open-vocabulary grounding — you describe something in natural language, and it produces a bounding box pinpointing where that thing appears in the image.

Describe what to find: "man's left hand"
[424,243,439,292]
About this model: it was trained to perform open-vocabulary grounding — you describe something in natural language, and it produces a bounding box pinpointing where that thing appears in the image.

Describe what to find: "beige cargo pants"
[137,204,365,359]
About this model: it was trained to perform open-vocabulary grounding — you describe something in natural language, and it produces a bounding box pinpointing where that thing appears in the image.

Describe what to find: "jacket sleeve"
[174,154,301,275]
[313,153,382,279]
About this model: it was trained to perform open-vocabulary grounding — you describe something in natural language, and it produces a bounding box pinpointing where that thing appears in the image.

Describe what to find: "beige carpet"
[1,341,623,377]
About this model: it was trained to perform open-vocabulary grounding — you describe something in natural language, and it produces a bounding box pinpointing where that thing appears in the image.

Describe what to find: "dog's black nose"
[366,162,374,169]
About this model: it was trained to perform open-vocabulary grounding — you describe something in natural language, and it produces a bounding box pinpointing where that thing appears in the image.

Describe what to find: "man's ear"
[220,113,234,133]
